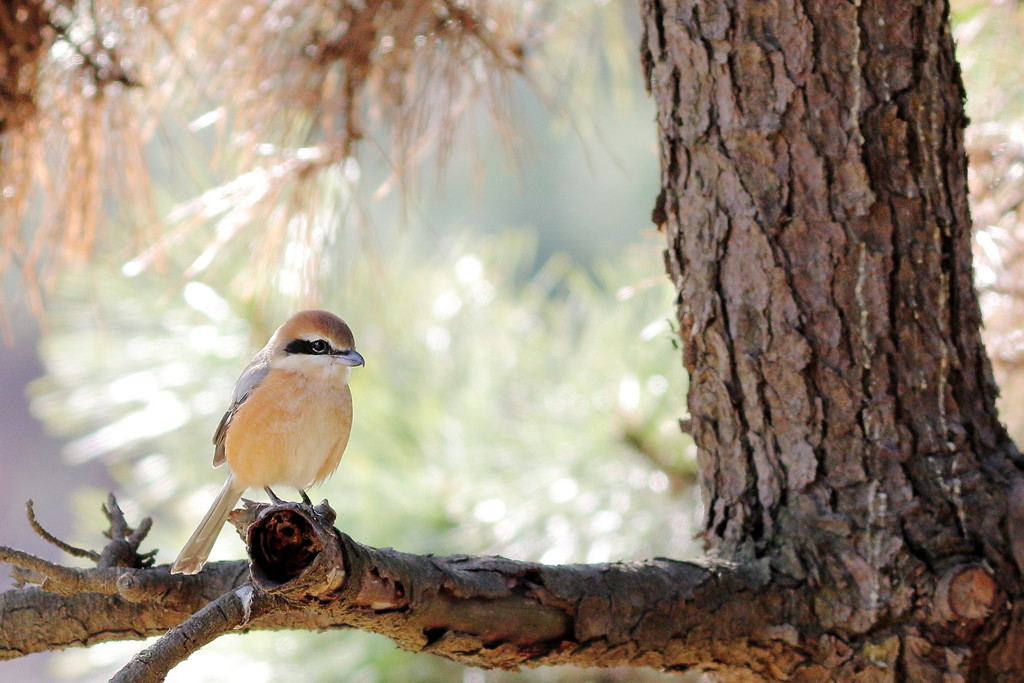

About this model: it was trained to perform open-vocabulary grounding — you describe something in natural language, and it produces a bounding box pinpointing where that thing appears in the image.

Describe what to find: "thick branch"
[5,496,1016,677]
[0,561,252,659]
[2,500,803,676]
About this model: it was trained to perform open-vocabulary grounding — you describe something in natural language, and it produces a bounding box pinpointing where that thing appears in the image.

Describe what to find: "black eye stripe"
[284,339,333,355]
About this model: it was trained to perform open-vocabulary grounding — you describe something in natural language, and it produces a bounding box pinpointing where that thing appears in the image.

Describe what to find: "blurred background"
[1,0,1023,681]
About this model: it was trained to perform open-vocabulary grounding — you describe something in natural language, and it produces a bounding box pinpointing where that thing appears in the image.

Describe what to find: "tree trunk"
[642,0,1024,677]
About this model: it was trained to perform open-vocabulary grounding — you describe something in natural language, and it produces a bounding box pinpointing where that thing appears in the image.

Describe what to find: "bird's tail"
[171,474,247,574]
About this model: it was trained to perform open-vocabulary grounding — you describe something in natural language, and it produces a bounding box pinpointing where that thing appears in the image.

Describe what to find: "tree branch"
[25,499,99,561]
[1,497,803,676]
[110,585,281,683]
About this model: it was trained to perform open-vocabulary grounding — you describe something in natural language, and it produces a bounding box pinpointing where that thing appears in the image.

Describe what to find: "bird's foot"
[264,487,284,505]
[299,489,312,506]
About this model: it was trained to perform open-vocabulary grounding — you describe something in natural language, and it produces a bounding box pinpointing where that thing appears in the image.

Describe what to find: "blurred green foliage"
[952,1,1024,445]
[953,0,1024,123]
[32,225,695,556]
[33,229,695,681]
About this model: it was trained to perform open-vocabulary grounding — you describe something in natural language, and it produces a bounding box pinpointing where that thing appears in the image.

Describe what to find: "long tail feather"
[171,474,247,574]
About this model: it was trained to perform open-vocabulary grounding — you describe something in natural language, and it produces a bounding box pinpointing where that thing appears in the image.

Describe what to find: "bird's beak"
[334,349,365,367]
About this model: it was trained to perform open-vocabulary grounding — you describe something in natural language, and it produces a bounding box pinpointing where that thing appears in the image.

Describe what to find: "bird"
[171,309,364,574]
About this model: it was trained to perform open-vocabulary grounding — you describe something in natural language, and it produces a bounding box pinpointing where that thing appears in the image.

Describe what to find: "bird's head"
[269,310,365,378]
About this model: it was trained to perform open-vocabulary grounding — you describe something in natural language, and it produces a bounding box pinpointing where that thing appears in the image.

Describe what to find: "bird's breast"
[223,367,353,489]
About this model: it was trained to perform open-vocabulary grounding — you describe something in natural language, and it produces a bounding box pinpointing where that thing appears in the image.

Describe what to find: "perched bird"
[171,310,364,575]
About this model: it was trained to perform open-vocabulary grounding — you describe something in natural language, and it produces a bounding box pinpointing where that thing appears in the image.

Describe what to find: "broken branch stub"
[243,501,347,597]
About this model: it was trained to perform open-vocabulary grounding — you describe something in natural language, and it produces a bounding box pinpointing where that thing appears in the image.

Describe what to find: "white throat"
[272,354,352,384]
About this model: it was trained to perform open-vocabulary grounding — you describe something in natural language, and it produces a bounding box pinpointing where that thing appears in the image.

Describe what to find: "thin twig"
[9,566,46,588]
[102,493,130,539]
[621,424,696,494]
[0,545,120,595]
[129,517,154,546]
[110,584,277,683]
[98,494,156,569]
[46,3,140,88]
[441,0,524,71]
[25,500,100,561]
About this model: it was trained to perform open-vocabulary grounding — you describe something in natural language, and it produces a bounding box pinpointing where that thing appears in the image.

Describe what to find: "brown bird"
[171,310,364,574]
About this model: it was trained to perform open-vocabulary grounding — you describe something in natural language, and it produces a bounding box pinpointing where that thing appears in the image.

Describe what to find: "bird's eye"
[310,339,330,354]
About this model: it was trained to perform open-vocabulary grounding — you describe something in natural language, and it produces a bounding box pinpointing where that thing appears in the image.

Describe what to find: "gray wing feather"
[212,350,272,466]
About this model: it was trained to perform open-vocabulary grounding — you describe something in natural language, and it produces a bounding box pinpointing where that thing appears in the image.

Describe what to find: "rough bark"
[641,0,1024,678]
[3,500,800,678]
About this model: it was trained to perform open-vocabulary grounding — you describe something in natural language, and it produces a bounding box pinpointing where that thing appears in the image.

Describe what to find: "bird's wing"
[212,350,272,466]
